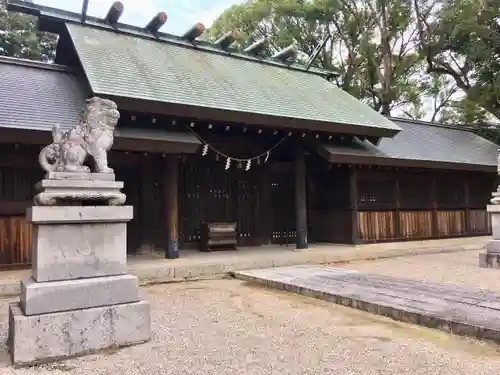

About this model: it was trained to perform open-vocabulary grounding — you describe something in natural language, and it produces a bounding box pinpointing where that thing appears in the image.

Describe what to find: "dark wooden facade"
[0,139,494,268]
[0,0,495,270]
[312,166,494,244]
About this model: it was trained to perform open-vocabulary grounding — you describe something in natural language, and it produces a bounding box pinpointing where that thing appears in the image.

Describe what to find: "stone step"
[20,274,139,315]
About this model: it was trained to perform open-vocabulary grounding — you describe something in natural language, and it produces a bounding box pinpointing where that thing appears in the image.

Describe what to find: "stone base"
[485,239,500,253]
[8,300,151,367]
[33,175,126,206]
[479,252,500,268]
[20,274,139,315]
[28,206,133,282]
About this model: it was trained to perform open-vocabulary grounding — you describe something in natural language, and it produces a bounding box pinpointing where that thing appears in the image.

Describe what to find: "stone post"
[8,97,151,367]
[479,148,500,268]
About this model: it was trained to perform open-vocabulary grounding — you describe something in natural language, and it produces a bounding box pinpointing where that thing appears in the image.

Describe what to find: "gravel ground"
[340,249,500,292]
[0,277,499,374]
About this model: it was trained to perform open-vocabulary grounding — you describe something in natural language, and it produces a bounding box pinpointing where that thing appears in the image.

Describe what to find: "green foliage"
[210,0,424,116]
[0,0,57,61]
[414,0,500,122]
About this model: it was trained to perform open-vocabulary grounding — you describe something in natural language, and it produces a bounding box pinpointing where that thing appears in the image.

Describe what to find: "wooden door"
[270,172,296,244]
[235,176,257,246]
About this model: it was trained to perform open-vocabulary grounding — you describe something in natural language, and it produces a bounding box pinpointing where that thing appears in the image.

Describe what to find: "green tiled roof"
[66,23,401,137]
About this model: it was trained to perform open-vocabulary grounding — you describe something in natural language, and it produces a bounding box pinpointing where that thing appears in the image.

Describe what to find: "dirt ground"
[339,249,500,292]
[0,266,499,374]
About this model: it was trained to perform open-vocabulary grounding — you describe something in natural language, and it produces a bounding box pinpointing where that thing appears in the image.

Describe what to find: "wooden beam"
[145,12,168,35]
[272,44,298,62]
[164,155,179,259]
[243,38,268,55]
[295,147,308,249]
[104,1,124,26]
[109,95,400,138]
[181,22,205,42]
[215,31,236,49]
[81,0,89,23]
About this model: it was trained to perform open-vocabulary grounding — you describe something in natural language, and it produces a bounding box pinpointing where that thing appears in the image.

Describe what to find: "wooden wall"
[354,168,495,243]
[0,142,496,267]
[0,147,43,268]
[309,166,353,243]
[0,145,144,268]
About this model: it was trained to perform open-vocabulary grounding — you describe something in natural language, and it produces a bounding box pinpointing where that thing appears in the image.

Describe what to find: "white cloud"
[35,0,239,34]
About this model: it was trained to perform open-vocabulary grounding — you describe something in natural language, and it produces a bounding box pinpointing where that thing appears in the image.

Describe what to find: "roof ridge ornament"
[244,37,268,56]
[214,31,236,50]
[181,22,205,42]
[104,1,124,27]
[146,12,168,35]
[80,0,89,23]
[272,44,298,62]
[5,0,337,78]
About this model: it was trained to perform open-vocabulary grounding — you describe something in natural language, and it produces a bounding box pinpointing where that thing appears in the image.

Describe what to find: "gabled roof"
[0,57,85,133]
[7,0,402,139]
[0,57,495,172]
[0,56,200,153]
[316,118,498,171]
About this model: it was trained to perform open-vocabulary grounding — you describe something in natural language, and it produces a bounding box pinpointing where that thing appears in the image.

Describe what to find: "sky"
[34,0,242,35]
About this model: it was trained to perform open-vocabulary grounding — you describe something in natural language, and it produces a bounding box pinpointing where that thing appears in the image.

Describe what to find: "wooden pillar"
[395,176,401,239]
[140,156,154,253]
[349,166,360,244]
[295,148,308,249]
[164,155,179,259]
[464,173,470,235]
[256,163,272,245]
[431,175,439,237]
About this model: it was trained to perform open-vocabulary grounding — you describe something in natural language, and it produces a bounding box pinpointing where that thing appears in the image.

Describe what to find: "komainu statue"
[38,97,120,174]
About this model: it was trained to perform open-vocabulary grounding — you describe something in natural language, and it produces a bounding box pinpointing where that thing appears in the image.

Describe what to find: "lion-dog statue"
[38,97,120,174]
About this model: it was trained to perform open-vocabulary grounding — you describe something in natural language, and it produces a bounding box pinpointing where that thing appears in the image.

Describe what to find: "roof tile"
[65,23,401,136]
[322,118,497,169]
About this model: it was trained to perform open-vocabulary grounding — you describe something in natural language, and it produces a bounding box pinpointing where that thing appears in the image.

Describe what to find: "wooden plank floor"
[232,265,500,343]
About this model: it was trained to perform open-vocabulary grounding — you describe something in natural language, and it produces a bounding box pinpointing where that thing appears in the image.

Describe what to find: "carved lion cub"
[39,97,120,174]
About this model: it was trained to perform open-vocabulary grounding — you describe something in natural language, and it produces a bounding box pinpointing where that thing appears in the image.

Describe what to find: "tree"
[414,0,500,122]
[0,0,57,61]
[210,0,424,116]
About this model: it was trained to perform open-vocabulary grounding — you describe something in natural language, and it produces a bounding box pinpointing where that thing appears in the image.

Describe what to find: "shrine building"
[0,0,496,268]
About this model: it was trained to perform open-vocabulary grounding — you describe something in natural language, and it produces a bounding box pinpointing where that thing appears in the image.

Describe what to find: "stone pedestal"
[8,173,151,367]
[479,203,500,268]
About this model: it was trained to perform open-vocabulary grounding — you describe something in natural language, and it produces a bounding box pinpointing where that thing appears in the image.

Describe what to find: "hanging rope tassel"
[201,144,209,156]
[190,126,289,170]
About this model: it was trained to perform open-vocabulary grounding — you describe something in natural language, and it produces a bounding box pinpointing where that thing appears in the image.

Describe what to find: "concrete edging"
[0,242,485,298]
[232,268,500,345]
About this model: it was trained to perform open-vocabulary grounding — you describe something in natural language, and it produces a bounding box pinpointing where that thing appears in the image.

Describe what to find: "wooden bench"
[200,222,238,252]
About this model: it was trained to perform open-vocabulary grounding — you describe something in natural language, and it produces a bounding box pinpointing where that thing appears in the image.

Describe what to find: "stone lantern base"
[479,204,500,268]
[8,173,151,367]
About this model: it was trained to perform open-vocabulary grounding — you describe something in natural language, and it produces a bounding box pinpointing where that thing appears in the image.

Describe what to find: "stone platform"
[8,175,151,367]
[233,265,500,343]
[480,204,500,268]
[8,300,150,367]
